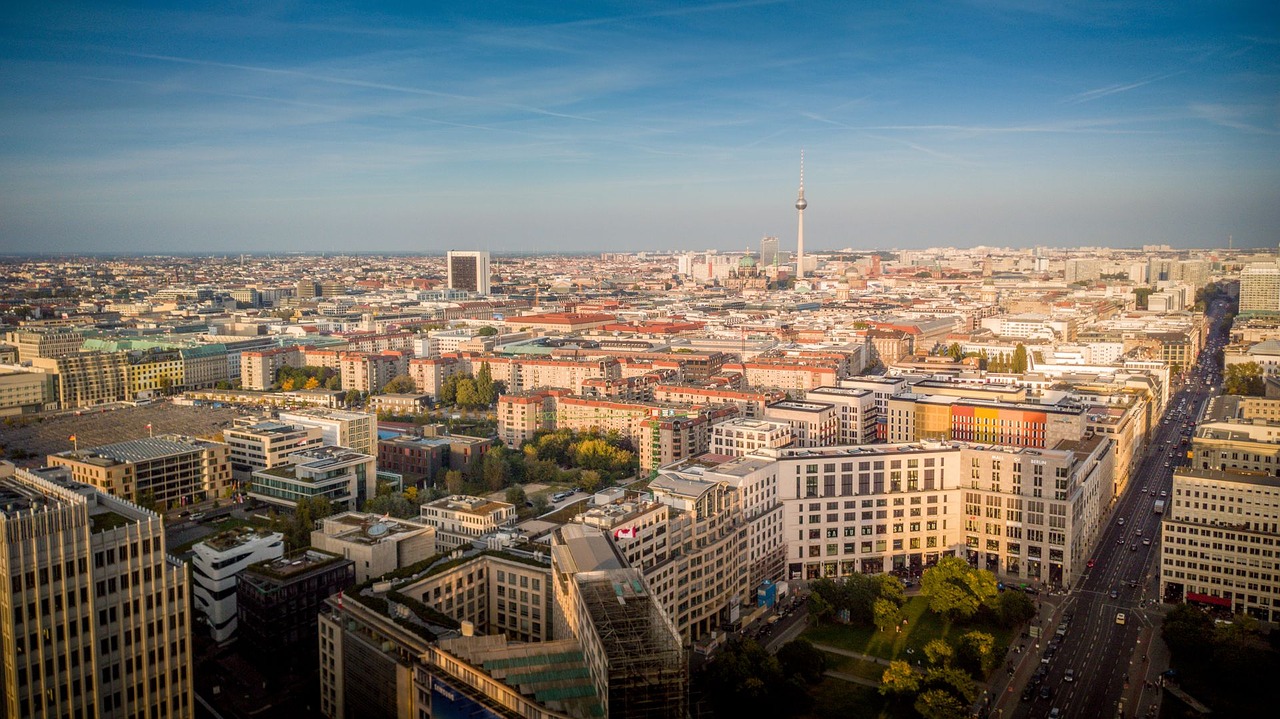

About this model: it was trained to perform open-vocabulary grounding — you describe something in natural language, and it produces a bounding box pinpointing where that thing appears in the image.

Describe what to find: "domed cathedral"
[725,251,769,290]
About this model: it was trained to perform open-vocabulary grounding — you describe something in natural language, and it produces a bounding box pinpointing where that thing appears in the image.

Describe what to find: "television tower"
[795,150,807,281]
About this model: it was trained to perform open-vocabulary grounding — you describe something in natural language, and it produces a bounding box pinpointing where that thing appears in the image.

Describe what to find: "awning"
[1186,591,1231,608]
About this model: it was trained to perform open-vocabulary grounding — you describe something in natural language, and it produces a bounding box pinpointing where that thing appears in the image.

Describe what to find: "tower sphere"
[795,197,807,211]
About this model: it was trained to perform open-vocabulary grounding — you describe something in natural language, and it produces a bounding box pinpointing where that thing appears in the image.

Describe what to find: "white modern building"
[311,511,437,583]
[419,495,516,549]
[446,250,491,296]
[191,527,285,641]
[248,445,376,511]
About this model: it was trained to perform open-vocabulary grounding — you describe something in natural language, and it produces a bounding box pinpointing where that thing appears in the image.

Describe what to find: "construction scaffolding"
[576,569,687,719]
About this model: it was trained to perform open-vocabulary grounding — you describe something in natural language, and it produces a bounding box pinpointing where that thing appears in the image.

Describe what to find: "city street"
[1000,298,1228,719]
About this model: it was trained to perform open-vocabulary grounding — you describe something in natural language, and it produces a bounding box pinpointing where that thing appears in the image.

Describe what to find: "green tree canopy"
[879,660,920,696]
[381,374,417,394]
[914,688,969,719]
[919,556,998,620]
[873,597,904,633]
[1225,362,1265,396]
[776,639,827,684]
[363,493,416,519]
[923,639,954,667]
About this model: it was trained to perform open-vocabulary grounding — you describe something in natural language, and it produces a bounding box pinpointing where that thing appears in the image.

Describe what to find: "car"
[1130,544,1138,551]
[1116,612,1126,625]
[1143,538,1152,546]
[1136,529,1142,536]
[1117,517,1126,525]
[1049,708,1061,718]
[1164,462,1170,468]
[1087,559,1096,568]
[1109,589,1118,598]
[1064,668,1075,683]
[1117,536,1124,544]
[1161,490,1168,497]
[1039,685,1053,699]
[1022,688,1034,702]
[189,512,206,521]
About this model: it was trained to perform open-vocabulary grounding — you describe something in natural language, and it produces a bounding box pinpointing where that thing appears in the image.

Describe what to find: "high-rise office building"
[446,251,491,296]
[0,462,194,719]
[1240,262,1280,313]
[760,236,779,267]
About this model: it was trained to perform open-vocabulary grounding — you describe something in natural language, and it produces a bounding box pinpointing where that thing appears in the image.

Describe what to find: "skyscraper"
[0,462,194,719]
[794,152,807,281]
[1240,262,1280,313]
[446,250,491,296]
[759,236,779,267]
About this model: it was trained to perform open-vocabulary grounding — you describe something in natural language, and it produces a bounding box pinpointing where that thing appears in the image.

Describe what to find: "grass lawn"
[822,653,887,682]
[803,595,1018,676]
[795,677,913,719]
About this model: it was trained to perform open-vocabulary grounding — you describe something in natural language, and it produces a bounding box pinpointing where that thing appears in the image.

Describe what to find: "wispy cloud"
[1062,71,1183,105]
[1189,103,1278,135]
[802,112,974,164]
[117,51,599,122]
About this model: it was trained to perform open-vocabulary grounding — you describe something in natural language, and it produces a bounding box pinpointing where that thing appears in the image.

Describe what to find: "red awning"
[1186,592,1231,608]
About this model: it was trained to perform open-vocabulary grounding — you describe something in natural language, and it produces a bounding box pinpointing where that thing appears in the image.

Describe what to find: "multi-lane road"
[1009,298,1231,719]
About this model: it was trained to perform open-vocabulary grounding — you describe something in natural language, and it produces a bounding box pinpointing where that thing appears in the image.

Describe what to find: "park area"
[699,557,1035,719]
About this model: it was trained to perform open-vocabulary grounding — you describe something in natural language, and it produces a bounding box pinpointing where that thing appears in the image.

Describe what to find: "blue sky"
[0,1,1276,254]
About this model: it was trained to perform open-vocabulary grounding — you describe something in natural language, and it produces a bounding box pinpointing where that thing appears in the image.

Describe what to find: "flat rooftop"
[321,511,431,545]
[54,434,210,466]
[768,400,834,413]
[425,495,512,516]
[244,549,346,581]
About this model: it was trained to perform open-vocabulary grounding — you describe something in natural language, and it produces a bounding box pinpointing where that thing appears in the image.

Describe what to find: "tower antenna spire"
[795,150,807,281]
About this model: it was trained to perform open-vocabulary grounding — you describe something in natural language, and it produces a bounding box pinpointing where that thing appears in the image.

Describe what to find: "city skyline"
[1,1,1277,254]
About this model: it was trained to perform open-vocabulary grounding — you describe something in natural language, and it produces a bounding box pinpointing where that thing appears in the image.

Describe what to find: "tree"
[874,573,906,607]
[807,590,834,623]
[476,325,498,337]
[947,342,964,361]
[382,374,417,394]
[956,630,996,676]
[879,660,920,696]
[1011,343,1028,373]
[304,376,321,390]
[324,375,341,390]
[1162,603,1215,662]
[874,598,903,633]
[776,639,827,684]
[1225,362,1265,396]
[531,494,551,515]
[505,485,527,507]
[443,469,465,495]
[920,556,998,620]
[281,377,297,391]
[577,469,603,494]
[994,589,1036,627]
[475,361,496,405]
[455,378,481,408]
[1134,286,1155,310]
[914,688,969,719]
[476,450,507,491]
[344,389,363,406]
[438,373,465,405]
[924,639,954,667]
[363,493,416,518]
[402,486,419,504]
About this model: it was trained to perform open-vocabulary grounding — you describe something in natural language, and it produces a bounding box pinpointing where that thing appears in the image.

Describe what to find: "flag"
[68,434,76,442]
[613,526,638,540]
[145,424,152,430]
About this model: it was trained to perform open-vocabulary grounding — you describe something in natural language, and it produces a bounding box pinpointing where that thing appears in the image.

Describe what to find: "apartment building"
[637,406,736,472]
[31,351,131,409]
[5,328,83,362]
[248,446,376,512]
[772,435,1112,587]
[398,551,552,642]
[419,495,517,549]
[764,400,839,447]
[0,463,194,719]
[278,408,377,456]
[0,367,52,415]
[496,389,562,448]
[48,434,232,507]
[653,384,785,418]
[222,419,325,484]
[408,356,466,399]
[339,351,409,393]
[239,346,302,390]
[190,528,285,641]
[311,511,437,583]
[838,376,910,441]
[1160,467,1280,621]
[709,417,792,457]
[806,386,877,445]
[724,360,838,397]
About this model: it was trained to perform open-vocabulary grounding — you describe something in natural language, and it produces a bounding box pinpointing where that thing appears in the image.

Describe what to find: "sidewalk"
[809,642,893,667]
[823,669,880,688]
[990,592,1071,715]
